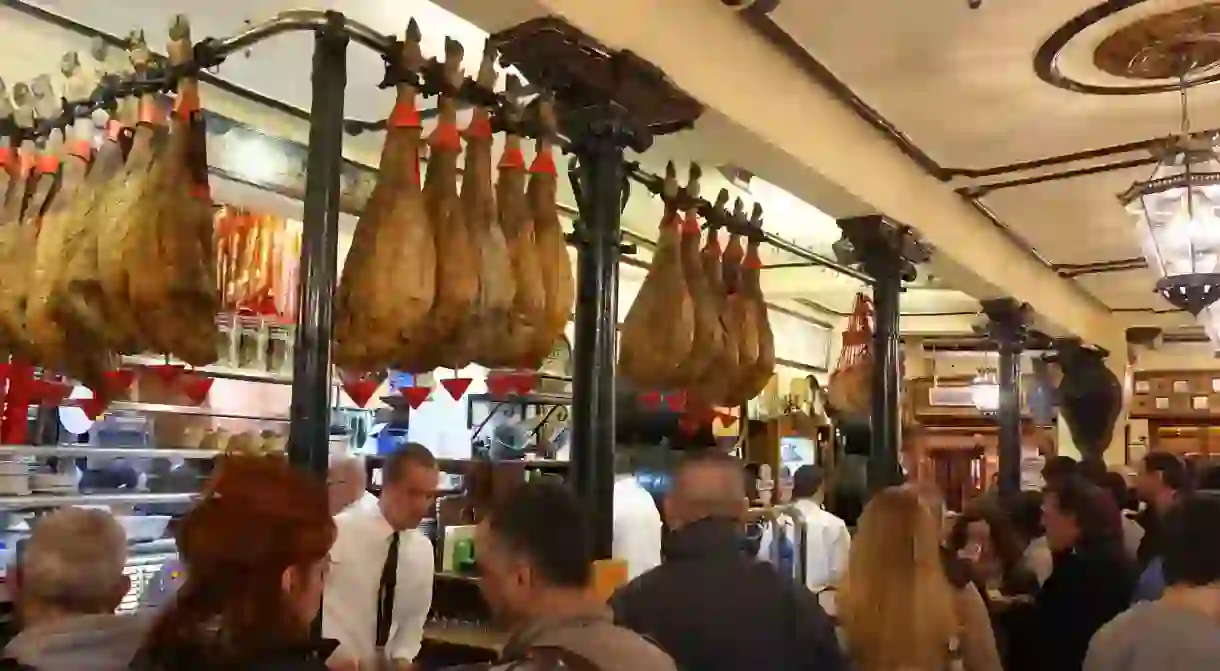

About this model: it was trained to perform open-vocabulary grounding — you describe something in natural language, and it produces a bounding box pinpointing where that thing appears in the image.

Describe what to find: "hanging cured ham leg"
[670,165,723,391]
[0,83,34,354]
[462,43,516,369]
[693,189,739,408]
[496,76,545,368]
[0,77,61,359]
[619,163,694,390]
[124,16,218,366]
[723,198,759,406]
[415,38,478,373]
[53,56,137,368]
[524,94,575,368]
[334,20,434,373]
[741,203,775,398]
[95,33,160,355]
[27,54,96,373]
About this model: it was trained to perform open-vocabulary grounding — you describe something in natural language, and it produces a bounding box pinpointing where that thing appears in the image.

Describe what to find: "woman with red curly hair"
[131,455,337,671]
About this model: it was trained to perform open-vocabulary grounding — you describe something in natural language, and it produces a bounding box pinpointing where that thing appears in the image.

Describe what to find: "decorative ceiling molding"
[1035,0,1220,95]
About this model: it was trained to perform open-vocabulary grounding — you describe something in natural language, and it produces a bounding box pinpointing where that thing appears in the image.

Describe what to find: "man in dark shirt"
[1134,452,1187,569]
[611,451,847,671]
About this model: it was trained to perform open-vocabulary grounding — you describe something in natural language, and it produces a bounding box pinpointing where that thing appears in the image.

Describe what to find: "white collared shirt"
[759,498,850,593]
[612,476,662,579]
[323,500,434,664]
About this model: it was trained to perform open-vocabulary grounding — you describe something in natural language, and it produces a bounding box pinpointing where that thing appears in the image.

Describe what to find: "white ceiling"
[766,0,1218,332]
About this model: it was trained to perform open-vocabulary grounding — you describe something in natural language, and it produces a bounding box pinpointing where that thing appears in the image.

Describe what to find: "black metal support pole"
[997,339,1022,496]
[982,298,1030,498]
[868,264,903,492]
[288,12,348,479]
[570,121,626,560]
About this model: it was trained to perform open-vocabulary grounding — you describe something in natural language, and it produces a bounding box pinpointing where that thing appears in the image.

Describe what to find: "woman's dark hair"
[948,503,1025,578]
[1045,478,1126,561]
[138,456,335,668]
[1006,490,1045,543]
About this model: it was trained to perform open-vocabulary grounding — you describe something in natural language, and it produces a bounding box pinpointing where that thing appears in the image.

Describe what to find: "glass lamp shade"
[1123,141,1220,314]
[971,370,1000,412]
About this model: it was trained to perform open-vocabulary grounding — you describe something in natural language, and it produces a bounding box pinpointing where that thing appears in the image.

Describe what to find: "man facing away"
[612,450,848,671]
[473,480,676,671]
[758,464,849,594]
[325,443,439,670]
[5,507,147,671]
[1085,494,1220,671]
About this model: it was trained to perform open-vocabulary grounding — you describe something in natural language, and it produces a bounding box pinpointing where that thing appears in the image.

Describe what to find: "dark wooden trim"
[967,157,1155,195]
[955,191,1055,268]
[1054,258,1148,277]
[1112,307,1185,314]
[738,6,949,180]
[735,1,1207,186]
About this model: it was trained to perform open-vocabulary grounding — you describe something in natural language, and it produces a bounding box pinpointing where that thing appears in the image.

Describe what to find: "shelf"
[0,445,220,460]
[0,492,197,510]
[108,402,289,423]
[122,355,291,385]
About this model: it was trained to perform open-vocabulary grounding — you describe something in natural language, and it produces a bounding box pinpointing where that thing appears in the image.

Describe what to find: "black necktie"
[376,531,400,648]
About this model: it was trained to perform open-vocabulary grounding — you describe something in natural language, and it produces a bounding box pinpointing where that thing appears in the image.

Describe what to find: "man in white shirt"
[767,465,849,594]
[324,443,439,670]
[613,452,663,580]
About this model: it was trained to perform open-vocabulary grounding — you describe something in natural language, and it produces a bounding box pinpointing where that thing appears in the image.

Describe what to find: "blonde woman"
[838,486,1001,671]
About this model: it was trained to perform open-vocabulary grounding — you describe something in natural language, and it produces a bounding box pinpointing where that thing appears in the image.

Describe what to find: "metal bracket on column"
[980,297,1033,498]
[835,215,930,493]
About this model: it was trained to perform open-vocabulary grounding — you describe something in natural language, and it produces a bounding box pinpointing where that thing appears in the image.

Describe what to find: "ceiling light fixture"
[971,367,1000,413]
[1121,57,1220,316]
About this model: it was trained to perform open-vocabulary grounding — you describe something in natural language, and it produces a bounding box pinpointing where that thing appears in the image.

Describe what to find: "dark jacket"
[1034,548,1134,671]
[129,638,337,671]
[610,518,847,671]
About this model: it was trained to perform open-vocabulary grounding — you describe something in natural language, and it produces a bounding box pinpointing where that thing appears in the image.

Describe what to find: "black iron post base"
[981,298,1032,498]
[288,11,348,478]
[837,215,929,495]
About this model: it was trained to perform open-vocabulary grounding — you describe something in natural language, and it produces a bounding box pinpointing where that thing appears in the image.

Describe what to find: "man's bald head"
[327,455,367,514]
[664,450,748,529]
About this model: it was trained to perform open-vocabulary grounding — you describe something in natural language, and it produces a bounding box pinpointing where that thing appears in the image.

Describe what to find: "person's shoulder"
[402,529,436,568]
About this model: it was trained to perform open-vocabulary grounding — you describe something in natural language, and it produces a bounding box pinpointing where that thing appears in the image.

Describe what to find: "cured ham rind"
[741,203,775,398]
[40,56,130,380]
[95,32,160,356]
[461,43,516,369]
[495,75,545,368]
[414,38,478,373]
[524,94,574,368]
[334,20,435,373]
[669,165,723,389]
[0,77,60,359]
[618,162,694,389]
[26,53,97,375]
[692,189,738,406]
[724,197,759,405]
[124,16,217,367]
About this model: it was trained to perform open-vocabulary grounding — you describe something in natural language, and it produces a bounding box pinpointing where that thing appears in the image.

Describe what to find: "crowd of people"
[1,446,1219,671]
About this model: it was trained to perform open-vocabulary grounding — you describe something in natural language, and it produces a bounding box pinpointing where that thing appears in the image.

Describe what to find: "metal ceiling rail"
[202,9,395,59]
